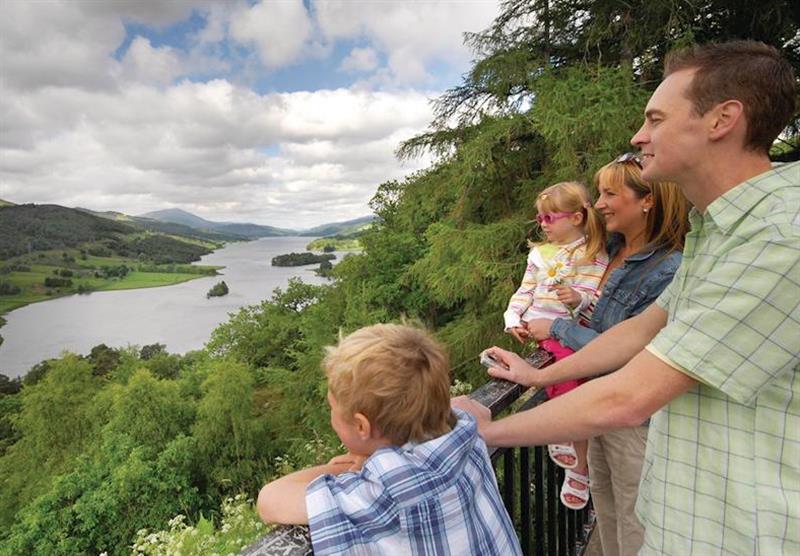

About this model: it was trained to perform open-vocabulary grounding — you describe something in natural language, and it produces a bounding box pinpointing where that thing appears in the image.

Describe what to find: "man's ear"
[708,100,745,142]
[353,413,373,440]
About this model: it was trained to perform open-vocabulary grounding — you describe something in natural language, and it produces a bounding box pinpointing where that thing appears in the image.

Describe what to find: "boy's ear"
[353,412,373,440]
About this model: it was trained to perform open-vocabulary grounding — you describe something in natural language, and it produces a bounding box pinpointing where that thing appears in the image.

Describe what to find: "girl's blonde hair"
[535,181,606,262]
[593,162,689,253]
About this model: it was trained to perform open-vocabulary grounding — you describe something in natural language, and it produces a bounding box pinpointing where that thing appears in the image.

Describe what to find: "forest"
[0,1,797,554]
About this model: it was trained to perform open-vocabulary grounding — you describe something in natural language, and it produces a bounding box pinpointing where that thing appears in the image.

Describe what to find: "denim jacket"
[550,234,682,352]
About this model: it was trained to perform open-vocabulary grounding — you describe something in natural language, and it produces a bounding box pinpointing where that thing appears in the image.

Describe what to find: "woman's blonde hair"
[535,181,606,262]
[324,323,455,445]
[594,161,689,253]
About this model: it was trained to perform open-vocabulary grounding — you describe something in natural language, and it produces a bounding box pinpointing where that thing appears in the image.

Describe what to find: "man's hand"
[481,347,541,387]
[552,284,581,308]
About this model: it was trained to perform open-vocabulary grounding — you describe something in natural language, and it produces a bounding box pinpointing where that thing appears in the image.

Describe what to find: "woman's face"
[595,178,651,237]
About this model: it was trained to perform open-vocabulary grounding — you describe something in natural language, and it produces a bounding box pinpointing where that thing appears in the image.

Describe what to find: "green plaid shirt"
[641,161,799,555]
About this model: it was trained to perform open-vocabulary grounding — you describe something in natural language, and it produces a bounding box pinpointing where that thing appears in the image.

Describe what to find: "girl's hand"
[552,284,581,309]
[508,326,529,344]
[481,347,541,388]
[525,319,553,341]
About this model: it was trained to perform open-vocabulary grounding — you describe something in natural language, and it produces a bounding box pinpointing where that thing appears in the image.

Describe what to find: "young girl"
[503,181,608,510]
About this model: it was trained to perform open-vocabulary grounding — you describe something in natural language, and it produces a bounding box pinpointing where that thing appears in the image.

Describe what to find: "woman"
[486,153,689,556]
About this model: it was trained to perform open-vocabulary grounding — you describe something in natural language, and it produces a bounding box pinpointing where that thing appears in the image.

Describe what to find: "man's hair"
[324,323,456,445]
[664,40,796,153]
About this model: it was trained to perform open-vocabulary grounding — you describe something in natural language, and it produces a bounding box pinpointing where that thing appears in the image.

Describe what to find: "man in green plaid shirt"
[454,40,798,554]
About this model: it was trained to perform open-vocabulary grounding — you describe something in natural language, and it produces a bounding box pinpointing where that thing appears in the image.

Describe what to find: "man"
[453,41,798,554]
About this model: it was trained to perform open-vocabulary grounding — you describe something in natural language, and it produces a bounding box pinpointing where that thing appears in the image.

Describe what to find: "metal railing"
[241,348,594,556]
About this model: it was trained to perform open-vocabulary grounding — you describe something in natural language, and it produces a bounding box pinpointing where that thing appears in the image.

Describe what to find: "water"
[0,237,340,377]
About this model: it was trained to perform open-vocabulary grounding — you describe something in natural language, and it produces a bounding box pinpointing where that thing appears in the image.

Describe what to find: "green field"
[0,253,218,316]
[305,237,362,251]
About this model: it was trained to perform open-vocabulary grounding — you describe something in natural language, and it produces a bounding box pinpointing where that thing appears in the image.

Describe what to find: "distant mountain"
[0,204,217,263]
[140,208,295,238]
[79,208,245,242]
[139,208,375,238]
[140,208,218,229]
[299,216,375,237]
[0,204,136,259]
[0,198,15,207]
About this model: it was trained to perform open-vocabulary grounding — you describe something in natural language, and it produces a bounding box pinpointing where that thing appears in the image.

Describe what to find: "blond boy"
[257,323,521,555]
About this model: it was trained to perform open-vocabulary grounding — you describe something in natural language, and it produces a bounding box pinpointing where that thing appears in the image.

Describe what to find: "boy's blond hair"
[324,323,456,446]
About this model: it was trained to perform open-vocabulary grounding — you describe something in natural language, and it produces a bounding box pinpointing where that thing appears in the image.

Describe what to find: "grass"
[305,237,362,251]
[0,252,219,317]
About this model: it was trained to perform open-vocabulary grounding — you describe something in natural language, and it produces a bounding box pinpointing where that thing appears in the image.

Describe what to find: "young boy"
[257,323,522,555]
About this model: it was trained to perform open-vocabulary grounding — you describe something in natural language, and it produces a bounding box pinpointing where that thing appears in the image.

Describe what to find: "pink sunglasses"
[536,212,574,225]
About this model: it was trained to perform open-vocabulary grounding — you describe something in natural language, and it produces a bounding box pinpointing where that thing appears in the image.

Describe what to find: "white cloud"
[0,78,434,227]
[340,47,379,73]
[315,0,499,84]
[120,37,184,85]
[0,0,493,228]
[229,0,313,69]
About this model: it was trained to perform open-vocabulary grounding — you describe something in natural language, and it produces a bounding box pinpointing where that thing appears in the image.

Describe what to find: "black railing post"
[504,448,515,520]
[547,461,557,556]
[520,446,531,555]
[534,445,545,556]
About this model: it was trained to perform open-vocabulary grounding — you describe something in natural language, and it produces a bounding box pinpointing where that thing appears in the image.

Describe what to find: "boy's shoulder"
[305,410,521,555]
[310,409,482,501]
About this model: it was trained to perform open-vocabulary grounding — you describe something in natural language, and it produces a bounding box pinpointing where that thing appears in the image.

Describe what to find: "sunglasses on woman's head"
[536,212,574,225]
[614,152,643,167]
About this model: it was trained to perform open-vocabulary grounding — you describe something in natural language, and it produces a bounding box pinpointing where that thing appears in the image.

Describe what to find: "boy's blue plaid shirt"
[306,409,522,555]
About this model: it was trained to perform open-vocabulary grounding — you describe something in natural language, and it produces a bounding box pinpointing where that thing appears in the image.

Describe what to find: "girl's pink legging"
[539,338,584,399]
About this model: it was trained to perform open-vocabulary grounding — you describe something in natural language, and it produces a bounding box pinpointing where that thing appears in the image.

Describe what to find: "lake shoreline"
[0,237,338,378]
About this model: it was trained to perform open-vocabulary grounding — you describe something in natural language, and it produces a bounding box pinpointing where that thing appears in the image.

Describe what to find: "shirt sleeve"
[504,249,539,329]
[550,317,599,351]
[648,238,800,406]
[569,252,608,313]
[306,472,373,554]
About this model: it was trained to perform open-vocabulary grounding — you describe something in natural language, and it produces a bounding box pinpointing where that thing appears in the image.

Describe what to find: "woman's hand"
[552,284,581,309]
[525,319,553,341]
[481,347,542,388]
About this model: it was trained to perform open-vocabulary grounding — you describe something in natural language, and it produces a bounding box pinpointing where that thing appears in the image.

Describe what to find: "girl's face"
[536,203,584,245]
[595,179,651,236]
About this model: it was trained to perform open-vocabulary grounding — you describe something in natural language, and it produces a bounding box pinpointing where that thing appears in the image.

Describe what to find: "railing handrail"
[240,348,591,556]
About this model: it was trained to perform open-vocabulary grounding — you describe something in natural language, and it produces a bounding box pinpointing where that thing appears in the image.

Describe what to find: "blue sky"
[0,0,499,228]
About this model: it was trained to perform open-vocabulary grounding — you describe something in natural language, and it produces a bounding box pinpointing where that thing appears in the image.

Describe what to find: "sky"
[0,0,499,229]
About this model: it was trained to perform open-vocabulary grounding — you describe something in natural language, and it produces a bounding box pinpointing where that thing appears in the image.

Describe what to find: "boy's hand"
[552,284,581,309]
[328,452,367,472]
[451,396,492,436]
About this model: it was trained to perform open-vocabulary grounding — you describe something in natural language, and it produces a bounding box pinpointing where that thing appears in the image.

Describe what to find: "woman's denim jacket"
[550,234,682,352]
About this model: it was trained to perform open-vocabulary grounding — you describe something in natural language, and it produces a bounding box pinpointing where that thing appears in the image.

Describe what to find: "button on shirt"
[306,409,522,556]
[641,161,800,555]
